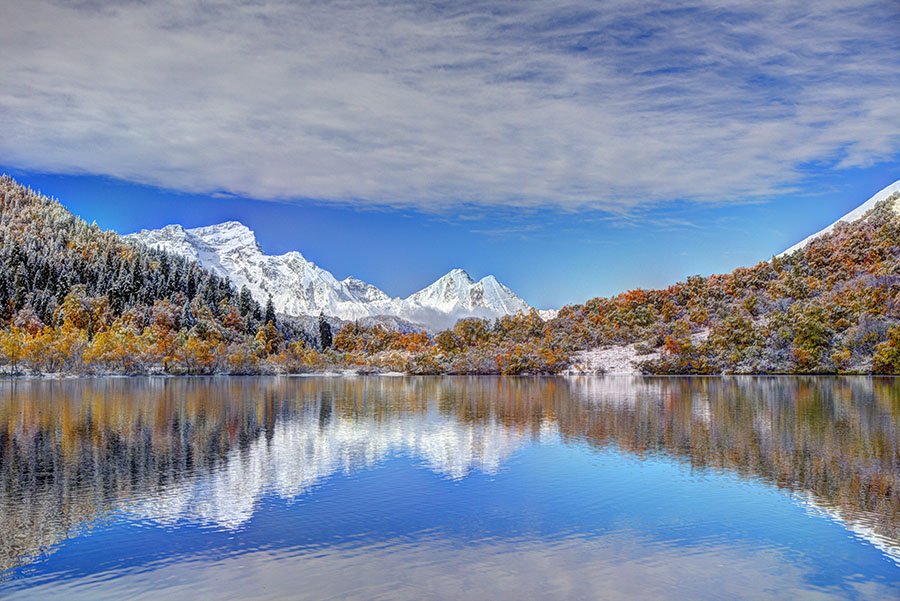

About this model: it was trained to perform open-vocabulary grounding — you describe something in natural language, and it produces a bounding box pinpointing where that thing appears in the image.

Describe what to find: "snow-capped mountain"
[127,221,393,320]
[400,268,531,328]
[127,221,533,329]
[780,179,900,256]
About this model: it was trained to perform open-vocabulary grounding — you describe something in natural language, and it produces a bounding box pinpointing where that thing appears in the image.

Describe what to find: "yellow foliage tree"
[0,327,28,374]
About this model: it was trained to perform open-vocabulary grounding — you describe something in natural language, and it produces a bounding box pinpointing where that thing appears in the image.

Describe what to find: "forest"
[3,174,900,375]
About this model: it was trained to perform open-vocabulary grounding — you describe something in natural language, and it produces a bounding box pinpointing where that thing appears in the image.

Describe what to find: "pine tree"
[239,286,253,316]
[180,302,196,330]
[318,312,332,350]
[265,296,277,326]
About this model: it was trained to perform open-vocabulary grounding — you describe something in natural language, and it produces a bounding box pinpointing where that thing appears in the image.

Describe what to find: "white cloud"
[1,0,898,211]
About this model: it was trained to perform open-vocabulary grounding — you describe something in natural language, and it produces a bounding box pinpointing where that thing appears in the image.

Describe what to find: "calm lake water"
[1,376,900,600]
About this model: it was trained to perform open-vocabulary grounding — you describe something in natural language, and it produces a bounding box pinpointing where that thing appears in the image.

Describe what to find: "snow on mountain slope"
[409,269,529,314]
[780,179,900,256]
[341,276,392,304]
[127,221,395,320]
[127,222,536,329]
[401,268,532,330]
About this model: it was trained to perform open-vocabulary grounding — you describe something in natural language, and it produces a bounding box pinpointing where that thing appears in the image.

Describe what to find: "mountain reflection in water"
[1,376,899,598]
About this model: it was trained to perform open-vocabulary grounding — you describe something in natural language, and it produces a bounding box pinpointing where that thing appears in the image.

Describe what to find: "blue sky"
[1,1,899,308]
[5,166,896,309]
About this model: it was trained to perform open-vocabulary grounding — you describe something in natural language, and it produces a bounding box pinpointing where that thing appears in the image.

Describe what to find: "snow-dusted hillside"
[780,179,900,256]
[127,221,534,329]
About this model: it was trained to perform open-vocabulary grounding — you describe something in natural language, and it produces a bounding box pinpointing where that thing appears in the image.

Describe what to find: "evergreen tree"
[180,302,196,330]
[265,296,277,326]
[12,264,27,310]
[239,286,253,316]
[318,312,332,350]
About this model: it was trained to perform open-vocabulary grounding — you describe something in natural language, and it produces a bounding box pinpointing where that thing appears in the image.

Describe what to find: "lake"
[1,376,899,600]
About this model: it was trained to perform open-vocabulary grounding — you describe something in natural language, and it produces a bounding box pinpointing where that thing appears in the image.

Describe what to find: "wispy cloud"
[596,214,705,230]
[468,223,543,239]
[1,0,898,211]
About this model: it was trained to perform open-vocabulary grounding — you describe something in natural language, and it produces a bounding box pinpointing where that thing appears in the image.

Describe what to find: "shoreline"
[0,371,893,381]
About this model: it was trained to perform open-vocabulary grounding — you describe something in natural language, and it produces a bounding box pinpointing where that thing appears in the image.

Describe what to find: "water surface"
[1,376,900,599]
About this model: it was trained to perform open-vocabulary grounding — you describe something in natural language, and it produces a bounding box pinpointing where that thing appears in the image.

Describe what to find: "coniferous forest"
[3,174,900,376]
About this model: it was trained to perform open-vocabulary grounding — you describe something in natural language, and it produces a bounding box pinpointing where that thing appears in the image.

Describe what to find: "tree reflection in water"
[1,375,899,578]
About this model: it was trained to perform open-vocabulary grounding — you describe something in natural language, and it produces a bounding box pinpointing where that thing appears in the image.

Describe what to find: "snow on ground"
[566,344,659,375]
[566,330,709,375]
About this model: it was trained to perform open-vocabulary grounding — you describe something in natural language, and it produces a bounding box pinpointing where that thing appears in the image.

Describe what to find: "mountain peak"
[407,268,529,322]
[342,276,392,303]
[187,220,253,234]
[202,219,247,229]
[443,268,473,281]
[187,221,262,254]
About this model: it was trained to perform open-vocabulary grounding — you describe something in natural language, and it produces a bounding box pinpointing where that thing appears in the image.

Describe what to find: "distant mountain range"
[127,221,546,330]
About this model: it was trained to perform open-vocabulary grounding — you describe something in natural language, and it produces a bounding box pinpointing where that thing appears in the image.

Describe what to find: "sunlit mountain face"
[2,376,900,599]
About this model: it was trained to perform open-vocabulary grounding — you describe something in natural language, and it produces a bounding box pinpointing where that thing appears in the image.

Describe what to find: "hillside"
[0,176,299,374]
[554,184,900,374]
